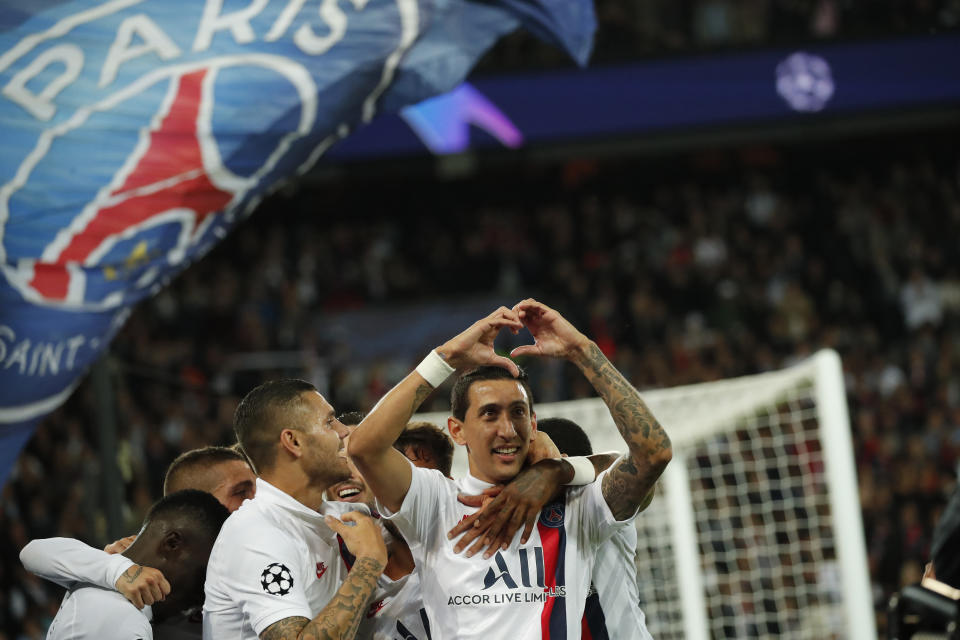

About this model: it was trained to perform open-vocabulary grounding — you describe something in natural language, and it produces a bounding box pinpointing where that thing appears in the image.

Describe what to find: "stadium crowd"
[4,129,959,638]
[478,0,960,70]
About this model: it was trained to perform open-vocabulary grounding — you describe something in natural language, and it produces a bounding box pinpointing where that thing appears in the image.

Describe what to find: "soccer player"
[328,417,452,640]
[394,421,455,476]
[349,299,672,639]
[38,490,228,640]
[19,445,259,625]
[164,445,257,513]
[105,446,257,555]
[202,379,387,640]
[537,417,654,640]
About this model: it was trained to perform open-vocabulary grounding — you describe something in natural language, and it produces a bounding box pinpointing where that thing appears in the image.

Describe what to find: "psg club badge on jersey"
[539,503,565,528]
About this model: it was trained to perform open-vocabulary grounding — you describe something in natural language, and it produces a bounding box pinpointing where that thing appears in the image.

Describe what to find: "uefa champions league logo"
[261,562,294,596]
[775,52,835,113]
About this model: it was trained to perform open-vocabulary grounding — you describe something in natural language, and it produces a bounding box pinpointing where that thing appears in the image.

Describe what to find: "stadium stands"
[477,0,960,70]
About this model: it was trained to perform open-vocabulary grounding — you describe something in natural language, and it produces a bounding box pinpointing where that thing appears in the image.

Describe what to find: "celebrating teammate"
[164,445,256,513]
[37,490,228,640]
[349,299,672,639]
[202,379,387,640]
[19,445,259,639]
[329,418,455,639]
[394,422,455,476]
[537,417,654,640]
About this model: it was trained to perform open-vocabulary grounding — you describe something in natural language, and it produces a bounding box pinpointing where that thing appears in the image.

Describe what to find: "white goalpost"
[417,349,876,639]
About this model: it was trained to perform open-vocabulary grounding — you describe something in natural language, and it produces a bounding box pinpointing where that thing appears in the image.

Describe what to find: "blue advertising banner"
[0,0,594,487]
[332,35,960,158]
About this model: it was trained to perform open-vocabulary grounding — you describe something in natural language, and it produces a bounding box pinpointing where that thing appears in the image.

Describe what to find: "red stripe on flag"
[538,520,561,640]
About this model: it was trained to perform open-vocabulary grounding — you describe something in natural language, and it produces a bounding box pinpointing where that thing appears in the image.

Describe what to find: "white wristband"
[560,456,596,486]
[415,349,455,388]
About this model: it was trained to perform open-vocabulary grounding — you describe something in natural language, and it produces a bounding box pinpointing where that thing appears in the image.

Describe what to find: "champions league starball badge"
[261,563,294,596]
[775,51,835,112]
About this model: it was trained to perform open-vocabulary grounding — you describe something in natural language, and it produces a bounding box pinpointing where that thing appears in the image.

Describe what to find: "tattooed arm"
[259,559,384,640]
[115,564,171,610]
[349,307,523,513]
[574,343,669,519]
[511,299,671,521]
[260,513,387,640]
[19,536,169,608]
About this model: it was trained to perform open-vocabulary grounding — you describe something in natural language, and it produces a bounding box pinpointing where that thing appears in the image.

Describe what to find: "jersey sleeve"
[377,462,451,549]
[19,537,134,591]
[213,528,312,636]
[571,455,643,548]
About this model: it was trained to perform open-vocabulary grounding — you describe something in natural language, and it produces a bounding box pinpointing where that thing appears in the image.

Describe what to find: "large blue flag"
[0,0,594,487]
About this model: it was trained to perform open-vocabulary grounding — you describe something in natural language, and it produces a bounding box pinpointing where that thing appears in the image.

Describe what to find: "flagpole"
[92,354,124,543]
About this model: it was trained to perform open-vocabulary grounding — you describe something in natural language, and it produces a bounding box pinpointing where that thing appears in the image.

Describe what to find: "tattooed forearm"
[258,557,383,640]
[410,382,434,415]
[308,557,384,640]
[574,342,672,519]
[260,617,310,640]
[514,459,567,501]
[121,565,143,584]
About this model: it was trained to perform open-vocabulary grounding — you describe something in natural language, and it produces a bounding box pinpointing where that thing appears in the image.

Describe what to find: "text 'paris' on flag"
[0,0,594,487]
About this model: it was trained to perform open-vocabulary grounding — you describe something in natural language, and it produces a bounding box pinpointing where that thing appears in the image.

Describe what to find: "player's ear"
[447,417,467,446]
[159,529,183,556]
[529,412,537,441]
[279,428,302,459]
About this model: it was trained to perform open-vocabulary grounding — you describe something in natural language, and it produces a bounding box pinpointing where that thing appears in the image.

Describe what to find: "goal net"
[418,349,875,639]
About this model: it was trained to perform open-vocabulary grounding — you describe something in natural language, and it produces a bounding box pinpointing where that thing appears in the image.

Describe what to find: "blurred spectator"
[475,0,958,72]
[901,266,944,330]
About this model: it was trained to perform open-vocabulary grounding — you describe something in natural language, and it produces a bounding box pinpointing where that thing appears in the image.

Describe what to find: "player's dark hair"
[234,378,317,473]
[394,422,455,476]
[337,411,367,427]
[163,446,249,495]
[145,489,229,543]
[450,365,533,421]
[537,417,593,457]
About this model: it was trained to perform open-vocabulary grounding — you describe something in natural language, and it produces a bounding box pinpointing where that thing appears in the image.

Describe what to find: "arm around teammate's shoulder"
[19,537,145,594]
[259,512,386,640]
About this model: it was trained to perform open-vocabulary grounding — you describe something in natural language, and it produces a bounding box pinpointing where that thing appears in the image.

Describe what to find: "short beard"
[306,457,351,490]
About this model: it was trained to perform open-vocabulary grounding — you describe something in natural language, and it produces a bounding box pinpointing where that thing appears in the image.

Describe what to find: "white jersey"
[381,462,637,640]
[358,571,431,640]
[20,537,202,640]
[47,586,153,640]
[19,537,133,592]
[202,478,368,640]
[582,526,653,640]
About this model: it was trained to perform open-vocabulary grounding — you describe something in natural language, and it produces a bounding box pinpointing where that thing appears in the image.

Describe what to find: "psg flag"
[0,0,595,486]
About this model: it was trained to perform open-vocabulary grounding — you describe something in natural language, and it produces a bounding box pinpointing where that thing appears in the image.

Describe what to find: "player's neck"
[464,461,510,487]
[123,533,159,570]
[260,465,328,513]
